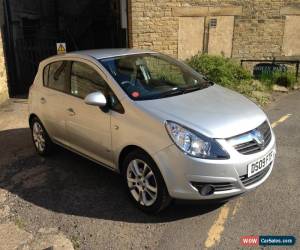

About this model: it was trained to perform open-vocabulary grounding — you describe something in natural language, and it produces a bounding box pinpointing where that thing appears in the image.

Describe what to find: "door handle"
[40,97,46,104]
[67,108,76,116]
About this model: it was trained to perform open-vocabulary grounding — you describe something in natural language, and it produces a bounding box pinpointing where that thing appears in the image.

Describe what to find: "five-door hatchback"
[28,49,276,213]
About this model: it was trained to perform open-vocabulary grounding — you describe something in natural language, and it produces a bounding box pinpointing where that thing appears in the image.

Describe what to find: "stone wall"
[0,32,8,105]
[129,0,300,60]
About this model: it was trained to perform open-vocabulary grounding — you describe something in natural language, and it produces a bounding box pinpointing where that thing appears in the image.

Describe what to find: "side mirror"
[84,91,107,108]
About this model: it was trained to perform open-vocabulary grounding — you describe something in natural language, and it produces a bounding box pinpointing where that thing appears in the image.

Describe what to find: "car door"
[64,60,114,167]
[39,60,71,145]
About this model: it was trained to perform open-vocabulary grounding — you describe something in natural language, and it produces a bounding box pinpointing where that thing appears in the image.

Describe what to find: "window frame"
[43,64,50,87]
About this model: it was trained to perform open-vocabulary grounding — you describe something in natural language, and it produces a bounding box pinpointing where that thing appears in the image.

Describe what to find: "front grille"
[191,182,235,192]
[230,121,272,155]
[240,163,271,187]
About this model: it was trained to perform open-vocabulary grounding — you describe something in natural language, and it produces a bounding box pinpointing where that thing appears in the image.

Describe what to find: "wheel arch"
[118,145,154,174]
[29,113,39,128]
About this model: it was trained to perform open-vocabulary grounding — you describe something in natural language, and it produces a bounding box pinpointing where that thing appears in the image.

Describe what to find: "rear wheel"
[123,150,171,213]
[31,118,53,156]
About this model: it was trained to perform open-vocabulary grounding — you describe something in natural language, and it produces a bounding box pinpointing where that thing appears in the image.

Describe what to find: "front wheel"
[123,150,171,213]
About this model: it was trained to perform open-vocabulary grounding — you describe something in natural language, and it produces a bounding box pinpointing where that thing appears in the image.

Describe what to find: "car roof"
[67,48,157,60]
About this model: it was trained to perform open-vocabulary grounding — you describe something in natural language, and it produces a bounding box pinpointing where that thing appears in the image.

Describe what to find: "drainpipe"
[203,16,210,54]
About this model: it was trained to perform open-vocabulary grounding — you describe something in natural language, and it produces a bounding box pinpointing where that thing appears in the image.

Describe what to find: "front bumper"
[153,131,276,200]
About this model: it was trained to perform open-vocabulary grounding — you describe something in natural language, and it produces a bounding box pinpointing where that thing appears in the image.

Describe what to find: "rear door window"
[43,61,69,92]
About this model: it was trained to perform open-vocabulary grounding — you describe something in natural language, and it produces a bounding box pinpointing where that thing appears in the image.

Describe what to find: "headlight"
[165,121,229,159]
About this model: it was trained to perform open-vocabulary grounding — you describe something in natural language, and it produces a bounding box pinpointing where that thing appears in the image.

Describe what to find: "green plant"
[258,70,297,88]
[186,54,271,106]
[186,54,252,87]
[227,79,269,106]
[273,71,296,88]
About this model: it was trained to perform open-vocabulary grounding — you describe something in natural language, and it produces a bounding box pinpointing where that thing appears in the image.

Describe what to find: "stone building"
[0,0,300,104]
[129,0,300,60]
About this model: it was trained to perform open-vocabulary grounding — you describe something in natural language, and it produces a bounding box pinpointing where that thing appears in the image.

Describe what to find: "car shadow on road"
[0,128,223,223]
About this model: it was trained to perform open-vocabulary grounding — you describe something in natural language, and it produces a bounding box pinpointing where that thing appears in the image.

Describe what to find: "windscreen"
[99,53,212,100]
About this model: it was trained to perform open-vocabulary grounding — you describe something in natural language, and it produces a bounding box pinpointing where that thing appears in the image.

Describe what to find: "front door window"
[70,61,108,98]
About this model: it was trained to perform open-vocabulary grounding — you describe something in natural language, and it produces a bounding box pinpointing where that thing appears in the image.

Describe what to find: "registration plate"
[248,150,275,177]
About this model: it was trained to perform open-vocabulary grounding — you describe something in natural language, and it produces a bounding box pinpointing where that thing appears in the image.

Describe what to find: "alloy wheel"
[126,159,158,207]
[32,122,46,152]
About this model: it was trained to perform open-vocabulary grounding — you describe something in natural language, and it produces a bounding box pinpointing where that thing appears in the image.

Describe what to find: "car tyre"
[122,149,171,214]
[30,117,54,156]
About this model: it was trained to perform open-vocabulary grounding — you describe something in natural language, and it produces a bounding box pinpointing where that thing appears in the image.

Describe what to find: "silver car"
[28,49,276,213]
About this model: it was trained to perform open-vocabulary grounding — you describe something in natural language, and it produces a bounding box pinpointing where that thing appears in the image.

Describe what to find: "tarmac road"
[0,91,299,250]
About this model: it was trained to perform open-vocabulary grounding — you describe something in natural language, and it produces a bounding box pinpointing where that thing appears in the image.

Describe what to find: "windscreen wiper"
[183,85,203,93]
[161,88,184,97]
[183,81,213,93]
